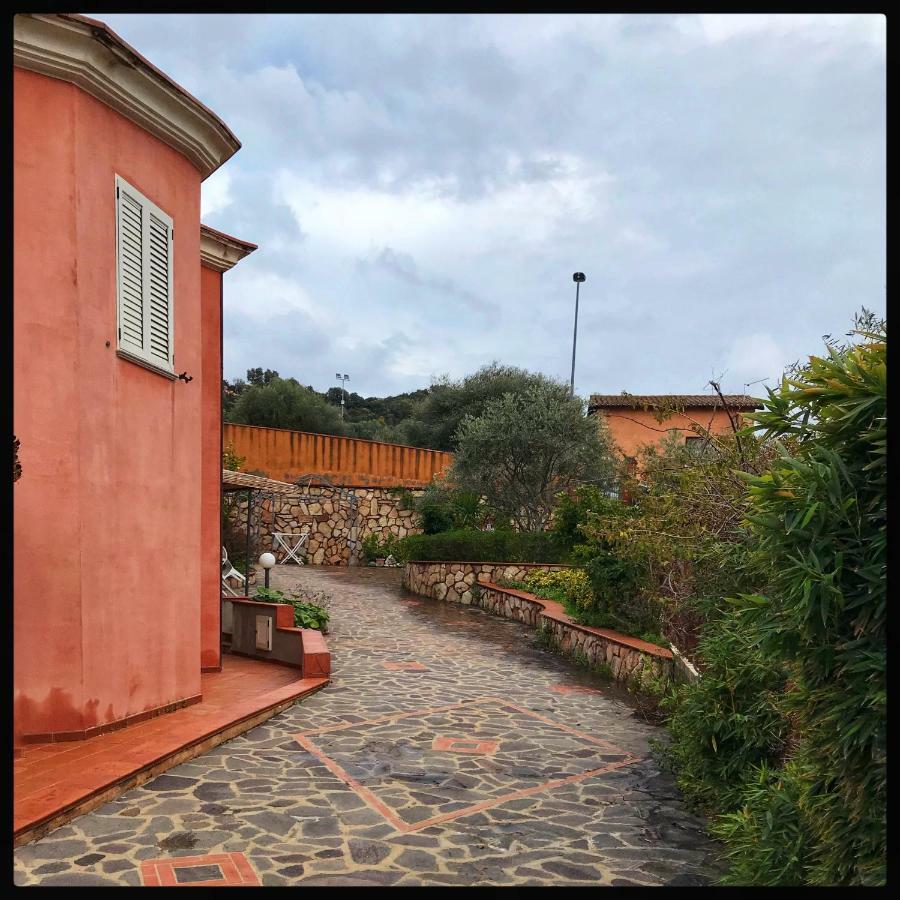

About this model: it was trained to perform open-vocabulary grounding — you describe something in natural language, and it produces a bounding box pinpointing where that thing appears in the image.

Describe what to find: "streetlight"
[335,373,350,419]
[570,272,586,397]
[258,552,276,589]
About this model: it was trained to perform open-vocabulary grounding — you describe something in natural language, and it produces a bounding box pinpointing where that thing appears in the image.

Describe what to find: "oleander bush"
[660,310,886,885]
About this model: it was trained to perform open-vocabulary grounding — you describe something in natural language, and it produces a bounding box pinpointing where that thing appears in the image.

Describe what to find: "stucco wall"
[200,264,223,671]
[593,407,745,459]
[223,422,453,488]
[14,68,205,737]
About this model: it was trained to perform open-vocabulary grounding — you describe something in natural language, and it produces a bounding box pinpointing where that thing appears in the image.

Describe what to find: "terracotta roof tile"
[588,393,760,411]
[222,469,296,494]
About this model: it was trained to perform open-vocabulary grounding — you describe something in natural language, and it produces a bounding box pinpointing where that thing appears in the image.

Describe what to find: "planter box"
[228,598,330,678]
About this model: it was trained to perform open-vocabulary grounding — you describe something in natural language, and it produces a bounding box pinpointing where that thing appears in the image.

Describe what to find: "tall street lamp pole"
[335,373,350,419]
[570,272,586,397]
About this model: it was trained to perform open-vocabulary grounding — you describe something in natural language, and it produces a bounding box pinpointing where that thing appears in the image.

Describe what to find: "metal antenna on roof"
[743,377,769,394]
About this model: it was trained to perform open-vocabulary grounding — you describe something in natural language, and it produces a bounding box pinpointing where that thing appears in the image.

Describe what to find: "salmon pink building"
[13,13,258,744]
[588,393,760,460]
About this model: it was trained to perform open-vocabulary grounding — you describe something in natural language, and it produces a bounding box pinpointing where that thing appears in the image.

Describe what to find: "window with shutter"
[115,175,174,376]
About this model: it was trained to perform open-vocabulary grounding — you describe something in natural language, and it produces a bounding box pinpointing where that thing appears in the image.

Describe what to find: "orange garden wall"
[14,68,206,738]
[594,407,746,459]
[224,422,453,488]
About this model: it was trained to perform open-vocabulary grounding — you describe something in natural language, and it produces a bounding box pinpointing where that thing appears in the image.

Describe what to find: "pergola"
[222,468,296,596]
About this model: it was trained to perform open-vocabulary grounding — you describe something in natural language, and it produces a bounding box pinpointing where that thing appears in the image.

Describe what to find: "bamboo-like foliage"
[663,310,885,885]
[717,309,886,885]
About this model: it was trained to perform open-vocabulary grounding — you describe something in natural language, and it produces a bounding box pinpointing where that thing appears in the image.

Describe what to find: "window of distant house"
[684,435,708,456]
[115,175,174,377]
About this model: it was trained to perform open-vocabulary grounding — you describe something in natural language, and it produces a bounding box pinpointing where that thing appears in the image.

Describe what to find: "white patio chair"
[221,546,246,596]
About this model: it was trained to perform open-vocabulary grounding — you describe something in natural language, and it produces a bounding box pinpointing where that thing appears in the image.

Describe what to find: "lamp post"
[258,552,276,589]
[570,272,586,397]
[335,373,350,419]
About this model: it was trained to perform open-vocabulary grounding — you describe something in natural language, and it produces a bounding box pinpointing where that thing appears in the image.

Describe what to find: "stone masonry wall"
[403,564,674,685]
[229,486,422,567]
[402,561,574,606]
[534,605,673,684]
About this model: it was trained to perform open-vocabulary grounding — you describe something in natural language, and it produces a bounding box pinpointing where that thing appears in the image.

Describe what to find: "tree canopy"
[450,379,616,531]
[227,377,345,434]
[221,362,571,450]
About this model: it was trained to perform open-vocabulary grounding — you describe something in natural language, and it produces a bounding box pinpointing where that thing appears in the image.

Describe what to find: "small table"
[272,531,309,565]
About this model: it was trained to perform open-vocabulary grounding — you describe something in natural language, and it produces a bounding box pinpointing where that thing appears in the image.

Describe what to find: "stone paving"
[13,566,723,886]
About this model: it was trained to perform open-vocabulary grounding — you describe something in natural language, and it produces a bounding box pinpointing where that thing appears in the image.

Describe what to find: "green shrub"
[397,529,569,563]
[360,533,406,564]
[710,761,810,886]
[498,571,663,645]
[549,486,667,640]
[360,534,382,563]
[660,310,886,885]
[660,598,789,815]
[551,485,623,552]
[410,480,487,534]
[521,568,592,608]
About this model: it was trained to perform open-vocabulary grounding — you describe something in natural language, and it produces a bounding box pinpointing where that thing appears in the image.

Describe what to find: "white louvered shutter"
[116,176,174,374]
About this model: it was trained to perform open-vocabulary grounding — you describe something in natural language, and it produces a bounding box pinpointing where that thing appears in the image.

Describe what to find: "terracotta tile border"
[551,684,604,696]
[293,696,641,834]
[432,735,499,755]
[140,852,260,886]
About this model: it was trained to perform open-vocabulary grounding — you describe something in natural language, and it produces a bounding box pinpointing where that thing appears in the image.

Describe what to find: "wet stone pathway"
[14,567,722,886]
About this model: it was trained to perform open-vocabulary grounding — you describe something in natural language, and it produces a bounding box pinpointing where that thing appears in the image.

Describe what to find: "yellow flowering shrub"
[522,568,593,610]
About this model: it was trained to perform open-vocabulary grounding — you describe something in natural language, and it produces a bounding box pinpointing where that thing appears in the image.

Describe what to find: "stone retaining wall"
[402,561,574,605]
[535,606,673,685]
[228,486,422,566]
[402,563,674,684]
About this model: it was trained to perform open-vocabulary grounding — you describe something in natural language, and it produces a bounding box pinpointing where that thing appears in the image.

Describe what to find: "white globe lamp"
[259,552,277,588]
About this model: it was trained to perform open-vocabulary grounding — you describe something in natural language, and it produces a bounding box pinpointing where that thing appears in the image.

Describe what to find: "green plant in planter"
[252,587,331,633]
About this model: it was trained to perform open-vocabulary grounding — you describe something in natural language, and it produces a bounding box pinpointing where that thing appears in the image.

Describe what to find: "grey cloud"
[357,248,499,321]
[223,305,420,398]
[97,13,884,397]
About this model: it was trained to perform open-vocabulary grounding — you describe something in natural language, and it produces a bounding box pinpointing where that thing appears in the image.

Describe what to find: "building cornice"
[13,13,241,180]
[200,225,257,272]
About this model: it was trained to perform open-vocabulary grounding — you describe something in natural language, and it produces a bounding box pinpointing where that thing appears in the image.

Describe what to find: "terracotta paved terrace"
[14,658,326,845]
[13,567,722,887]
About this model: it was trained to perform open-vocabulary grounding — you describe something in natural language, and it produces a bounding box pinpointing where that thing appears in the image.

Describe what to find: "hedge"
[397,529,570,564]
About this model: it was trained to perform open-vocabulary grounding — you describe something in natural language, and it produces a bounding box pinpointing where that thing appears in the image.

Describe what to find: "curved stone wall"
[402,563,674,684]
[402,561,574,605]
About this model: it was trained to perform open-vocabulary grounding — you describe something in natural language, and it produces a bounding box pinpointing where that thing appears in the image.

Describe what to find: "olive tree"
[407,363,565,451]
[450,381,615,531]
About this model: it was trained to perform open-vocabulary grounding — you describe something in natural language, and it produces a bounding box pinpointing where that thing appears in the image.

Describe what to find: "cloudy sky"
[99,13,885,399]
